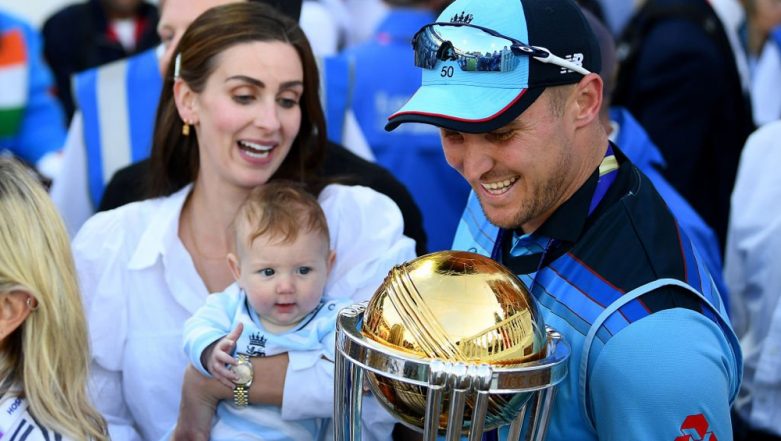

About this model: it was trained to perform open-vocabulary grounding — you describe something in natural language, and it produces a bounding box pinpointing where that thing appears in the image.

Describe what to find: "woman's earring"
[26,296,38,311]
[182,121,190,136]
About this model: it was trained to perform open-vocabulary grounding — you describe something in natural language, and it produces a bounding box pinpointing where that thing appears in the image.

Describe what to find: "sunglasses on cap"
[412,22,591,75]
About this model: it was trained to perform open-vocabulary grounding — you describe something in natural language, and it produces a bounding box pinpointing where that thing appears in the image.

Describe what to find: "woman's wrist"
[248,352,289,406]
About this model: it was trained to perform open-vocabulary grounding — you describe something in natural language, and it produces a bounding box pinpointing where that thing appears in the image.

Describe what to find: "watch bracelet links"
[234,353,251,407]
[234,384,249,407]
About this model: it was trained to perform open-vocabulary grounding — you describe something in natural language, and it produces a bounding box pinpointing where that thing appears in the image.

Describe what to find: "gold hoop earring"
[182,121,190,136]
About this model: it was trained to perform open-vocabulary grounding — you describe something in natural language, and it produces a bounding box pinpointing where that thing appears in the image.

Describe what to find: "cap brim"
[386,84,544,133]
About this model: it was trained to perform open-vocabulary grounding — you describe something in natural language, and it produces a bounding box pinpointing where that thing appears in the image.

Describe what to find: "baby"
[182,181,349,440]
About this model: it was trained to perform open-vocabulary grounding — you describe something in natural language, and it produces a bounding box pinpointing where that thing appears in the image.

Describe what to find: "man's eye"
[491,131,514,141]
[442,130,464,142]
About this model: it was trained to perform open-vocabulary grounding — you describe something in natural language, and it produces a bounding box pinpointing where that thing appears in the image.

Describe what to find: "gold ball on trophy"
[361,250,547,433]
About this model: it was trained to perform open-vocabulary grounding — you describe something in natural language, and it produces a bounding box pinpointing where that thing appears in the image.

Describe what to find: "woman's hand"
[171,364,230,441]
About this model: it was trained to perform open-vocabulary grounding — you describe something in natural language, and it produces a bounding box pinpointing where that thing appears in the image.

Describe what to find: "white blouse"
[73,183,416,441]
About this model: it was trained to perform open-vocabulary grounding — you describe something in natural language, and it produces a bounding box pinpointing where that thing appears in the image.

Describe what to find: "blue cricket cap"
[385,0,601,133]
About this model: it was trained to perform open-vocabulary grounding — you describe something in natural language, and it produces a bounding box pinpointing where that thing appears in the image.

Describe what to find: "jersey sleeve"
[589,308,740,439]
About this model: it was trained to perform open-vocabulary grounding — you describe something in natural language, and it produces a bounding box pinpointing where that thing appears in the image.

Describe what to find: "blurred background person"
[725,119,781,441]
[0,157,109,441]
[0,9,66,182]
[42,0,160,121]
[612,0,754,251]
[339,0,469,252]
[742,0,781,126]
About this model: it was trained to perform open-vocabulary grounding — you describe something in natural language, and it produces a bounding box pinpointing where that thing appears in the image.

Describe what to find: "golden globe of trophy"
[334,251,570,441]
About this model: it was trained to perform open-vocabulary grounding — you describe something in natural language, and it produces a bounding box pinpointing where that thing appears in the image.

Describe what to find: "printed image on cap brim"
[385,0,600,133]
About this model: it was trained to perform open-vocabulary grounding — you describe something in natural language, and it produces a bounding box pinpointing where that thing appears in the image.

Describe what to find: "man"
[386,0,742,438]
[50,0,428,254]
[42,0,160,120]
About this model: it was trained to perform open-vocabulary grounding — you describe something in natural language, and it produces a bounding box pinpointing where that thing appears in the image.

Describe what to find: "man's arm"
[589,308,739,439]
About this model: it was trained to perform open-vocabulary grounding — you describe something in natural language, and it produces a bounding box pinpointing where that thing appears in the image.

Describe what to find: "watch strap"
[233,353,251,407]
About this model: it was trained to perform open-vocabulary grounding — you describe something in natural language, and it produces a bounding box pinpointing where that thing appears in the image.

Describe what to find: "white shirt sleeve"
[320,184,416,303]
[73,210,141,441]
[279,185,415,439]
[751,42,781,126]
[50,112,93,238]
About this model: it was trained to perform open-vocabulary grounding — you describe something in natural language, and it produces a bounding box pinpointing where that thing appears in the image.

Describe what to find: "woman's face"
[181,41,304,191]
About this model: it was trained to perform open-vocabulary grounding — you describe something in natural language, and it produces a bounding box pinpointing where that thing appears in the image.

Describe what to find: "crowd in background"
[1,0,781,439]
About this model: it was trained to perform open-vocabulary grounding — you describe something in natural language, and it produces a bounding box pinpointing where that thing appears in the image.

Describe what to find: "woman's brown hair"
[149,2,327,196]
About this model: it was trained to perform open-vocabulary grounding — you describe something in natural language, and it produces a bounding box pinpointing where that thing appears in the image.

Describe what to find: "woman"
[0,158,108,441]
[72,3,415,440]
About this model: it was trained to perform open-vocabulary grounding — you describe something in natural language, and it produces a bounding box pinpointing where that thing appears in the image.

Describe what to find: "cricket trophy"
[334,251,570,440]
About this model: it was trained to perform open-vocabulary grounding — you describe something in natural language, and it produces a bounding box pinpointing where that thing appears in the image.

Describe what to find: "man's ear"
[0,290,33,342]
[227,253,242,281]
[173,78,199,126]
[572,73,603,128]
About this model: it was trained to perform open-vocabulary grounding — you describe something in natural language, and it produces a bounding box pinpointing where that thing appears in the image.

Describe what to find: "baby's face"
[231,228,333,333]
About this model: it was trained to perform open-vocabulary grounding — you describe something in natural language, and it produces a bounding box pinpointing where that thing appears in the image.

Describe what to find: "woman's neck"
[180,178,250,292]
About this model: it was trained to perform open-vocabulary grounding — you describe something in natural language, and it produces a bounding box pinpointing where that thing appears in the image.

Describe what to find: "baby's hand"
[206,322,244,389]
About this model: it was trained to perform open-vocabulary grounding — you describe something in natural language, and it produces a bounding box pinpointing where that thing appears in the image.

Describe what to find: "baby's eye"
[297,266,312,275]
[260,268,275,276]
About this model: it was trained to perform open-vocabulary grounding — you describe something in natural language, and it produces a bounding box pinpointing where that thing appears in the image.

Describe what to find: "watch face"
[233,362,253,386]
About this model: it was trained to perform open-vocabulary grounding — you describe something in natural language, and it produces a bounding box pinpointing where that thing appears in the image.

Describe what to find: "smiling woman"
[70,3,416,440]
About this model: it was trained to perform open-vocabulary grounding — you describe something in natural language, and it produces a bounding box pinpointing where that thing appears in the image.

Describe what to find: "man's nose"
[461,143,494,183]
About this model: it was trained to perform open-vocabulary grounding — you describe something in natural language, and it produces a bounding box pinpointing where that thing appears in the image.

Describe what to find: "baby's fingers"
[227,323,244,342]
[215,351,237,367]
[214,366,238,389]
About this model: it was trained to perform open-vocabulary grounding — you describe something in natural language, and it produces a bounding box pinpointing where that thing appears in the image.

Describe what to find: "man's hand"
[203,323,244,389]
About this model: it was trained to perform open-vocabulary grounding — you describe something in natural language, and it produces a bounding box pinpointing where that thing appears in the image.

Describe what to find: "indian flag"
[0,28,28,138]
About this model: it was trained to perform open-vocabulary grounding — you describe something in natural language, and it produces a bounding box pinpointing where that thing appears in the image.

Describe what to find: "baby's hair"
[235,181,330,248]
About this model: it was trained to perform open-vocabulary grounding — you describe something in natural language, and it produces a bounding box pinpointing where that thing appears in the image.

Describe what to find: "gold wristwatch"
[231,353,253,407]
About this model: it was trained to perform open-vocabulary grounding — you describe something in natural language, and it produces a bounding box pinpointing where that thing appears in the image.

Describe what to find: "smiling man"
[386,0,742,438]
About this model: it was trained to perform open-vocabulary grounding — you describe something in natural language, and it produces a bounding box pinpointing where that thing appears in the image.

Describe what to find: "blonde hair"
[0,159,108,441]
